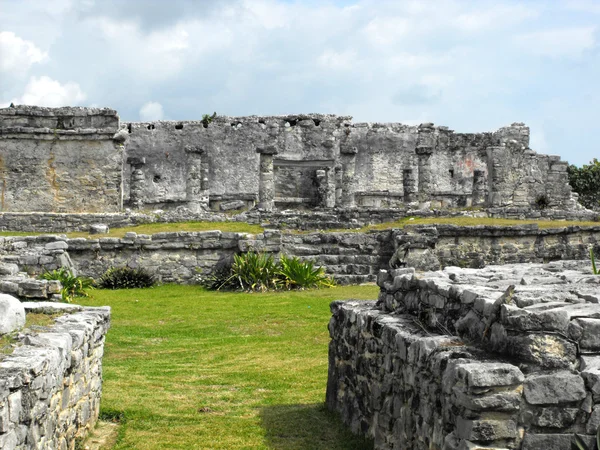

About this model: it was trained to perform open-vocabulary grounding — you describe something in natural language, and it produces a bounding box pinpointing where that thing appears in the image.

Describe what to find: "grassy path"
[80,285,378,449]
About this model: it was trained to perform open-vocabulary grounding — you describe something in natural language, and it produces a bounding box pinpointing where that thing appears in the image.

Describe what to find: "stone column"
[185,145,209,212]
[340,146,358,208]
[403,169,418,204]
[472,170,487,206]
[126,156,146,210]
[334,166,343,206]
[256,145,278,211]
[315,168,336,208]
[416,123,435,204]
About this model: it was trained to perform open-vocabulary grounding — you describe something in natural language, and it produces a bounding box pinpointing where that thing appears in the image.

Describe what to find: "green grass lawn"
[79,285,378,449]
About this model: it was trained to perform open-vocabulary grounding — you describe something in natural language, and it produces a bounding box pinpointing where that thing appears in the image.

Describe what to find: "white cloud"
[454,4,539,32]
[318,49,357,70]
[139,102,164,121]
[6,76,86,107]
[515,27,597,58]
[0,31,48,72]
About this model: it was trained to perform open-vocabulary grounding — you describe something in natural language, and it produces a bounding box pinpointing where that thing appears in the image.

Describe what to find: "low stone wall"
[327,262,600,449]
[0,207,595,233]
[67,230,281,283]
[1,224,600,287]
[281,231,392,284]
[0,303,111,449]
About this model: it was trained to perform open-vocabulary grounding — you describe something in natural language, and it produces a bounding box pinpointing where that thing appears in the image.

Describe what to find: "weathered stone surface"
[0,294,25,335]
[524,372,586,405]
[0,305,110,449]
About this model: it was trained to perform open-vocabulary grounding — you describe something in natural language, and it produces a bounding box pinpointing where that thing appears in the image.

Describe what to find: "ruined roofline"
[0,104,118,117]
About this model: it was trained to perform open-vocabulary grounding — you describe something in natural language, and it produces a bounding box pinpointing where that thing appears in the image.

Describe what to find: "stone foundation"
[327,261,600,449]
[0,303,110,449]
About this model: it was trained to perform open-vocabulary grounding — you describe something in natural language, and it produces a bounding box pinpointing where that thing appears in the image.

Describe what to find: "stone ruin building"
[0,105,586,215]
[2,104,600,450]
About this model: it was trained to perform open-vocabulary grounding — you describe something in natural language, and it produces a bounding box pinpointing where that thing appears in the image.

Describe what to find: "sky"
[0,0,598,166]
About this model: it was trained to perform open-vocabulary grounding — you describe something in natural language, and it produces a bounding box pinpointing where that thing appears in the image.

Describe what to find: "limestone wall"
[122,115,580,212]
[0,225,599,286]
[0,303,110,449]
[327,262,600,449]
[0,106,124,213]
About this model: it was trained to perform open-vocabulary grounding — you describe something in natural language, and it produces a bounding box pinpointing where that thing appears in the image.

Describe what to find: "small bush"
[278,255,335,290]
[99,267,155,289]
[39,267,94,302]
[231,252,280,292]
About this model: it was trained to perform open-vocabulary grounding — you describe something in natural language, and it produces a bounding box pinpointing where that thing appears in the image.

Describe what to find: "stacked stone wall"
[0,225,599,287]
[327,262,600,449]
[0,303,110,449]
[0,106,124,213]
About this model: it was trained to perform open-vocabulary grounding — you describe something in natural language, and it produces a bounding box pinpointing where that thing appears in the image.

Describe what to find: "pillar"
[416,123,435,204]
[472,170,486,206]
[316,168,336,208]
[256,145,278,211]
[334,166,343,206]
[403,169,418,204]
[184,145,209,212]
[126,156,146,210]
[340,146,358,208]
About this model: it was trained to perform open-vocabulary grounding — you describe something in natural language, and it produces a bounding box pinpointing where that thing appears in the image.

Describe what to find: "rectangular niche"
[273,159,334,207]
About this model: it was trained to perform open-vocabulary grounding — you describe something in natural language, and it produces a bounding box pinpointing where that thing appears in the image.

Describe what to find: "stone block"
[524,372,586,405]
[0,293,26,334]
[455,417,518,441]
[456,363,524,390]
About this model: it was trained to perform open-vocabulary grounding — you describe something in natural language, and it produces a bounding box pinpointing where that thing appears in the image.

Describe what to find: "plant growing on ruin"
[39,267,94,302]
[591,248,599,275]
[277,255,335,290]
[99,267,155,289]
[573,426,600,450]
[201,112,217,128]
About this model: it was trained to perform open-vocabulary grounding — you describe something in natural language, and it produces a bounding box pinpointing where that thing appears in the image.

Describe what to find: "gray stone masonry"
[1,105,586,214]
[327,261,600,449]
[0,224,599,289]
[0,105,124,212]
[0,303,110,449]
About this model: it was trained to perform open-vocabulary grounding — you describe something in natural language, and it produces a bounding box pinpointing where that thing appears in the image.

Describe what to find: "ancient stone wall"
[0,302,110,449]
[0,106,124,213]
[327,262,600,449]
[122,115,581,212]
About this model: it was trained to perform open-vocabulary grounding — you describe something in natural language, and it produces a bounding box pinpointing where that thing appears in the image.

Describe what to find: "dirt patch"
[82,421,119,450]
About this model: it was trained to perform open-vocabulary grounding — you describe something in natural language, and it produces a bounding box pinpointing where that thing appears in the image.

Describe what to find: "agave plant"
[277,255,335,290]
[573,427,600,450]
[39,267,94,303]
[230,252,280,292]
[591,248,599,275]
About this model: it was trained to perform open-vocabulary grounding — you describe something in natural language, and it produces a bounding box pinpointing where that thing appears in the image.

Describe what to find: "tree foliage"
[568,159,600,210]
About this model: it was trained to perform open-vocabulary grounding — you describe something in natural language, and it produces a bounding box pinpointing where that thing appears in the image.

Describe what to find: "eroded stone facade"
[0,105,586,214]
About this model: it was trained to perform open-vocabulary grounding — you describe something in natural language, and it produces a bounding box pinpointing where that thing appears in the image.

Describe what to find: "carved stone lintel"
[256,145,278,155]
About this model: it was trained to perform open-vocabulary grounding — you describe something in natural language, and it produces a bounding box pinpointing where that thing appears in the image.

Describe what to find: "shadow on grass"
[259,403,373,450]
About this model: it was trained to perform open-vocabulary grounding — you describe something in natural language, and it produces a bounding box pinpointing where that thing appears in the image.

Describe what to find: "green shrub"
[99,267,155,289]
[278,255,335,290]
[230,252,280,292]
[568,159,600,210]
[201,252,334,292]
[39,267,94,302]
